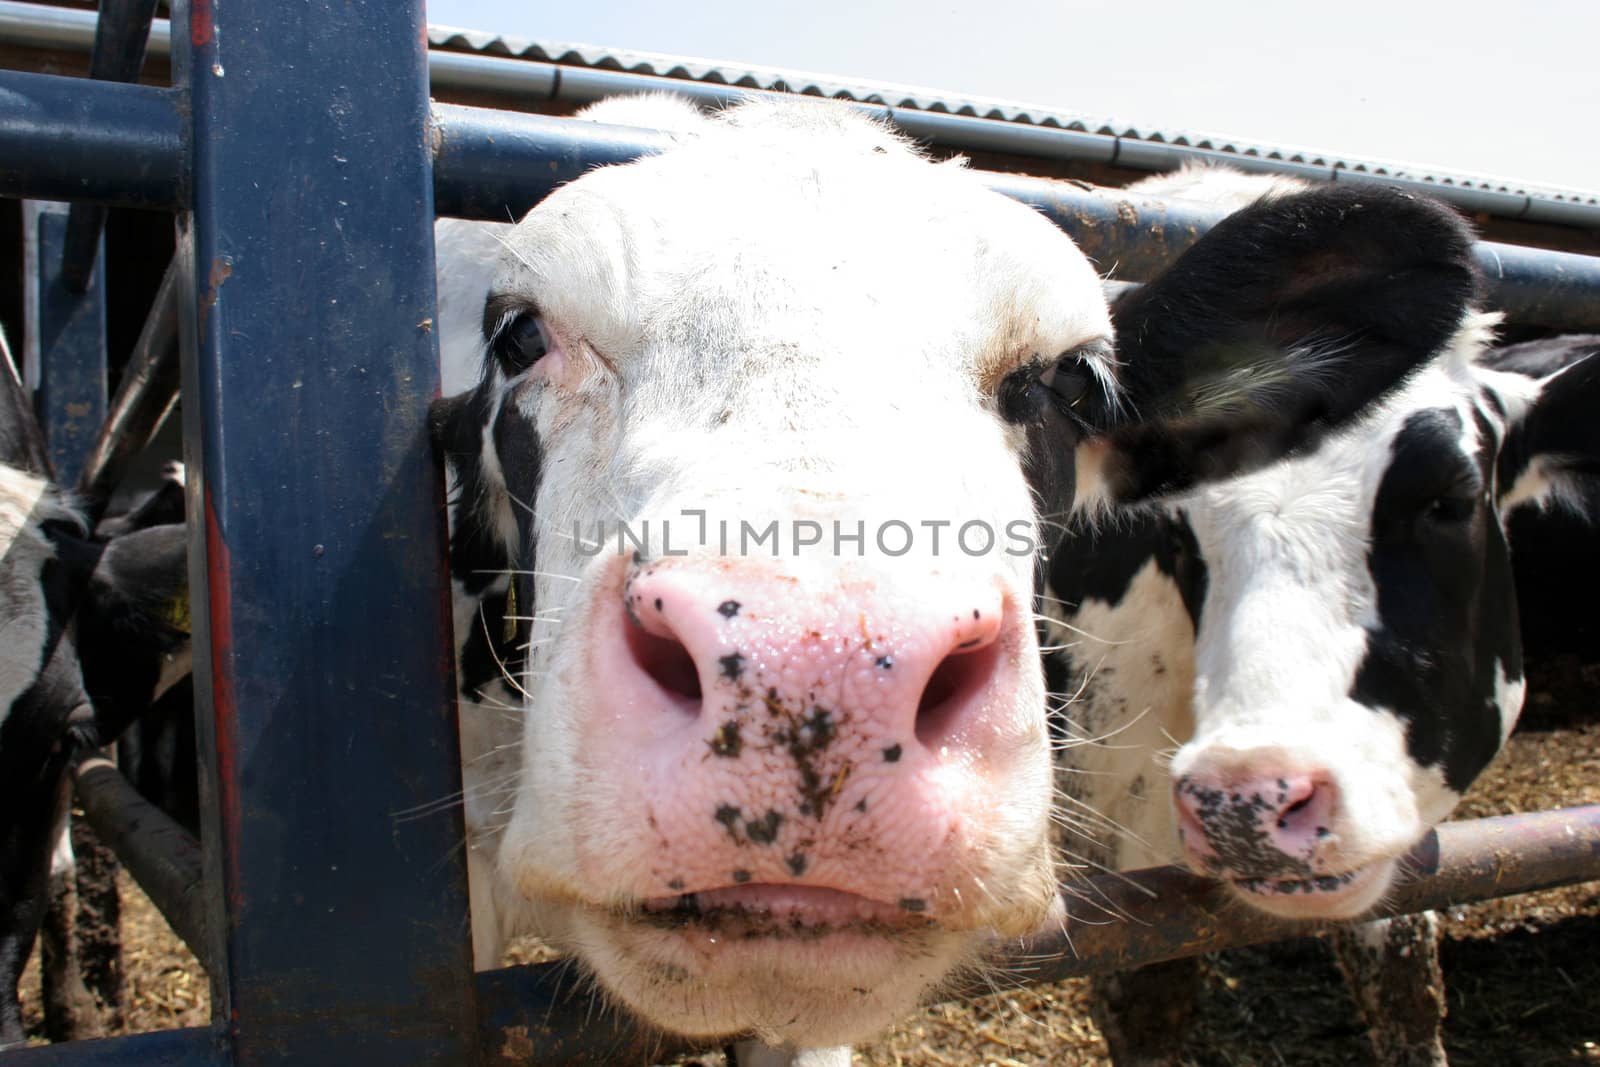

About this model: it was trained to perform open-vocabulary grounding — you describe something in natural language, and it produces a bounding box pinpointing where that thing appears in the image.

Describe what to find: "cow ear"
[75,523,191,746]
[1078,184,1480,507]
[1494,337,1600,519]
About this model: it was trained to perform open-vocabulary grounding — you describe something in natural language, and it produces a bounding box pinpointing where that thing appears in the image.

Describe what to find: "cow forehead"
[494,108,1110,388]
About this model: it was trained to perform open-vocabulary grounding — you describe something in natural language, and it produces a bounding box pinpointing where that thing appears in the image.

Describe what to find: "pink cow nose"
[579,553,1033,908]
[620,559,1006,750]
[1173,769,1337,877]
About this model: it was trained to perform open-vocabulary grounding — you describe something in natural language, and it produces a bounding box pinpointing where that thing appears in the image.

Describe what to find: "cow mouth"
[632,884,935,939]
[1226,858,1394,918]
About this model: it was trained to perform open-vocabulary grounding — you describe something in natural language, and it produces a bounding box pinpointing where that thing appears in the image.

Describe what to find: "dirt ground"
[18,654,1600,1064]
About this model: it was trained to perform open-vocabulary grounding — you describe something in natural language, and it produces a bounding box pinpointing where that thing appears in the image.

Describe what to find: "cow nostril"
[624,620,702,711]
[914,638,1002,748]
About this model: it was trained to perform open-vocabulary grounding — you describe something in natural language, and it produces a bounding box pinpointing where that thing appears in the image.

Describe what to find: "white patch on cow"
[0,466,82,731]
[1044,558,1192,872]
[1501,454,1561,514]
[1495,659,1526,745]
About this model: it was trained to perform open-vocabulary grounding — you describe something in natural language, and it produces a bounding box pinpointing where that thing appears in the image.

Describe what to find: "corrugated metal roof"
[0,1,1593,220]
[427,23,1600,213]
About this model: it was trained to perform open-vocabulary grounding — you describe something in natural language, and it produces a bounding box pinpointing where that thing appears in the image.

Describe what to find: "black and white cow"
[427,95,1482,1054]
[1045,166,1600,1065]
[0,340,189,1049]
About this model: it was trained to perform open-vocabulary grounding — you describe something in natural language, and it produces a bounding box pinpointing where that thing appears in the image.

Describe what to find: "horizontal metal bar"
[59,0,162,292]
[5,0,1600,231]
[0,1026,219,1066]
[475,960,697,1066]
[2,74,1597,329]
[76,259,180,508]
[0,69,184,209]
[1001,804,1600,986]
[72,757,210,971]
[429,108,1600,331]
[473,805,1600,1064]
[430,104,677,221]
[1473,241,1600,337]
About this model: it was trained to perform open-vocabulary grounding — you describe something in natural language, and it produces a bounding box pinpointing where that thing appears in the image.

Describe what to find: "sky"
[426,0,1600,194]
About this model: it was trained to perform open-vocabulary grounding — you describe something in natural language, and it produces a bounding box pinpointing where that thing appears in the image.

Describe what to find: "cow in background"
[1046,165,1600,1065]
[0,332,187,1048]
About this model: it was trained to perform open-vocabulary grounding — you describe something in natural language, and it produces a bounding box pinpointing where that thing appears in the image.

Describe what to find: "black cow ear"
[76,523,190,746]
[1080,184,1480,507]
[1494,337,1600,519]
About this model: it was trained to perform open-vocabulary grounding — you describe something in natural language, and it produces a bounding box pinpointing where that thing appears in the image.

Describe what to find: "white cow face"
[433,97,1480,1045]
[439,98,1108,1045]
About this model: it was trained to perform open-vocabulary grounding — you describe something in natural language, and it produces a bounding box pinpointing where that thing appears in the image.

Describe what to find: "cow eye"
[492,312,550,375]
[1424,493,1477,525]
[999,343,1108,427]
[1038,357,1093,409]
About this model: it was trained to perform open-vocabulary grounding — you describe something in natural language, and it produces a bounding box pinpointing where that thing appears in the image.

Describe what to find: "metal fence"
[2,1,1598,1064]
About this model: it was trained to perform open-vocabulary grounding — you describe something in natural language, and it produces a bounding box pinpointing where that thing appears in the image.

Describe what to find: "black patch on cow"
[431,379,544,702]
[73,524,190,746]
[1086,186,1480,504]
[1352,407,1516,792]
[94,470,186,538]
[430,383,543,599]
[1493,337,1600,517]
[1046,510,1207,631]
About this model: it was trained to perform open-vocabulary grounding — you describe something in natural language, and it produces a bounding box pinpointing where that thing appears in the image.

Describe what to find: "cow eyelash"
[998,339,1112,429]
[489,311,551,375]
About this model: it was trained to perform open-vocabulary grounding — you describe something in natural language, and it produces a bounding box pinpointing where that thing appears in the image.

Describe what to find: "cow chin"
[568,907,974,1046]
[1223,855,1398,921]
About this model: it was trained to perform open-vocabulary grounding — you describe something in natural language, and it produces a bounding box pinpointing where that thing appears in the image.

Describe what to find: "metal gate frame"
[1,1,1597,1063]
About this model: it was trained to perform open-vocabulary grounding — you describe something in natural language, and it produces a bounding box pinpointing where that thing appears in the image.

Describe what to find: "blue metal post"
[60,0,162,292]
[25,202,106,484]
[170,0,476,1062]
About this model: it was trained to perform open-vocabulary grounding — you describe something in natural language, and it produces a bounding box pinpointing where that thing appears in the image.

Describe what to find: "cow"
[1044,165,1600,1065]
[427,95,1482,1055]
[0,335,189,1049]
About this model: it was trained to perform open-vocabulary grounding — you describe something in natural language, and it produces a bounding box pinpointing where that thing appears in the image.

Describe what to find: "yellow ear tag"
[163,592,192,636]
[503,582,519,645]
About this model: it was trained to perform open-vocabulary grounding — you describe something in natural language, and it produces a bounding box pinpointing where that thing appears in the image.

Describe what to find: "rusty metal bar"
[427,105,1600,332]
[472,805,1600,1064]
[999,803,1600,986]
[72,757,208,971]
[75,258,179,510]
